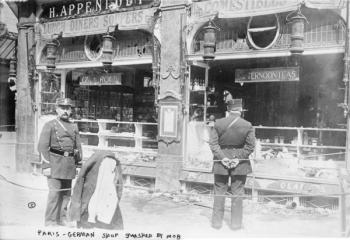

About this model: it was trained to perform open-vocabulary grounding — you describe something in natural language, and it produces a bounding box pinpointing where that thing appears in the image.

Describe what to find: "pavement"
[0,165,346,240]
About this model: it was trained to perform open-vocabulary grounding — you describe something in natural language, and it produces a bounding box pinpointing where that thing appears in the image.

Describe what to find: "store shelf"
[79,132,99,136]
[190,104,205,107]
[41,91,60,94]
[190,89,206,92]
[299,145,346,150]
[260,143,297,147]
[83,144,157,154]
[260,143,345,149]
[255,126,346,132]
[77,119,158,157]
[100,132,156,141]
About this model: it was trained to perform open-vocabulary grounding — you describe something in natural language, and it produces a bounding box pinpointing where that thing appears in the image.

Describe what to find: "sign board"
[190,0,298,19]
[38,8,155,38]
[245,177,340,195]
[80,73,122,86]
[159,105,178,138]
[235,67,299,83]
[40,0,158,20]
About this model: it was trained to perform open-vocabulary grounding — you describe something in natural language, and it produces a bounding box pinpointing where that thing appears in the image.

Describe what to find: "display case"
[75,119,158,164]
[68,85,134,121]
[134,86,157,122]
[185,64,217,171]
[253,126,346,179]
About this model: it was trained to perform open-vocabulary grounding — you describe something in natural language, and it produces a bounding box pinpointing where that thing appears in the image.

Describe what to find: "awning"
[0,36,16,61]
[189,0,347,21]
[303,0,346,10]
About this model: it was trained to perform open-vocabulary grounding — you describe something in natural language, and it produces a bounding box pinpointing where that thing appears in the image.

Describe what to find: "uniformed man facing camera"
[38,98,82,227]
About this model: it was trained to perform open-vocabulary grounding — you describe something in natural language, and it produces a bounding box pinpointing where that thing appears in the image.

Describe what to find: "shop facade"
[179,0,349,202]
[32,0,162,187]
[12,0,350,196]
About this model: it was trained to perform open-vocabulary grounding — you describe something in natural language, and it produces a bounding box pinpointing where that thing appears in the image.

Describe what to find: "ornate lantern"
[46,40,59,72]
[102,32,114,70]
[8,56,17,92]
[203,20,218,62]
[287,9,307,55]
[8,56,16,78]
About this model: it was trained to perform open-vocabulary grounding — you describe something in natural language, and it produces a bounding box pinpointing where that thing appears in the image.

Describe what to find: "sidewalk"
[0,166,343,239]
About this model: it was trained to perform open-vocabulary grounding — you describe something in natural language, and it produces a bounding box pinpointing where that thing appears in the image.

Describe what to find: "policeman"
[38,98,82,227]
[209,99,255,231]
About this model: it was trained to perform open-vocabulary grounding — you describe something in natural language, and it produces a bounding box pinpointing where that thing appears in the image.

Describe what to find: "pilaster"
[15,1,36,172]
[155,1,187,192]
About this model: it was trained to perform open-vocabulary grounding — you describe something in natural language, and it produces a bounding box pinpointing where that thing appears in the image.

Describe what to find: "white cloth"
[88,157,118,224]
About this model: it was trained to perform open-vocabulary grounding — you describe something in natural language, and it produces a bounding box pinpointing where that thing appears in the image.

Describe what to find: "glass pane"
[184,121,213,171]
[40,73,61,115]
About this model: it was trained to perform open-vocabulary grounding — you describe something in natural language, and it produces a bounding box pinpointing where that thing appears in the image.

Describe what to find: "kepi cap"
[56,98,74,107]
[226,98,245,111]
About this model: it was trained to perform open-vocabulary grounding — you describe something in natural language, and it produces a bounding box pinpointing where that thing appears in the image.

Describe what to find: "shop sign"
[245,177,340,194]
[38,8,155,38]
[80,73,122,86]
[190,0,298,19]
[40,0,157,20]
[235,67,299,83]
[268,180,328,194]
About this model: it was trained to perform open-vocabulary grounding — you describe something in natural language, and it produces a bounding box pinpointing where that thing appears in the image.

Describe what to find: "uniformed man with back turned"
[209,99,255,231]
[38,98,82,227]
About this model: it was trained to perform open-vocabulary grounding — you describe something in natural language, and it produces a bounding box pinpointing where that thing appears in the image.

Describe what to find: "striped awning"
[0,35,16,61]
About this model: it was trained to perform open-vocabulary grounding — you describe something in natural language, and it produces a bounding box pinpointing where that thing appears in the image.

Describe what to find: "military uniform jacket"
[38,118,82,179]
[209,113,255,175]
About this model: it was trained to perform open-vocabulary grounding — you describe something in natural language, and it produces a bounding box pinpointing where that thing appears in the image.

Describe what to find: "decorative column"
[15,1,37,172]
[156,0,187,192]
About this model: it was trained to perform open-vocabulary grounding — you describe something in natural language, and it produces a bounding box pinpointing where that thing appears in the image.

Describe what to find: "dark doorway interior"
[0,64,16,131]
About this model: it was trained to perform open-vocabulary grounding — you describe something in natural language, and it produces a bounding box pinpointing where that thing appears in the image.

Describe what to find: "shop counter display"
[253,126,346,181]
[75,119,158,165]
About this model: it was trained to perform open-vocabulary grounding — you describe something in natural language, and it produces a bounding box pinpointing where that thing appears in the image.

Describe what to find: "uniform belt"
[50,148,74,157]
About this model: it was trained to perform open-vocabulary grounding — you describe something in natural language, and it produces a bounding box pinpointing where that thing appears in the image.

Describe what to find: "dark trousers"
[212,174,246,229]
[45,178,72,226]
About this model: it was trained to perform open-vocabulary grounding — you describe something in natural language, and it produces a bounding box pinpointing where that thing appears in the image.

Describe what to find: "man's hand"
[228,158,240,168]
[221,158,231,168]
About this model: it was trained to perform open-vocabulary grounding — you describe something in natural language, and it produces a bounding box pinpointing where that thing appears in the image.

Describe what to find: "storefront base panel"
[0,132,16,170]
[180,170,343,210]
[155,154,183,192]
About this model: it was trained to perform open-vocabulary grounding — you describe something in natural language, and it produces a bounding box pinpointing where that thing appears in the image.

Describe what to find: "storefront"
[11,0,350,197]
[180,0,348,200]
[34,0,161,185]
